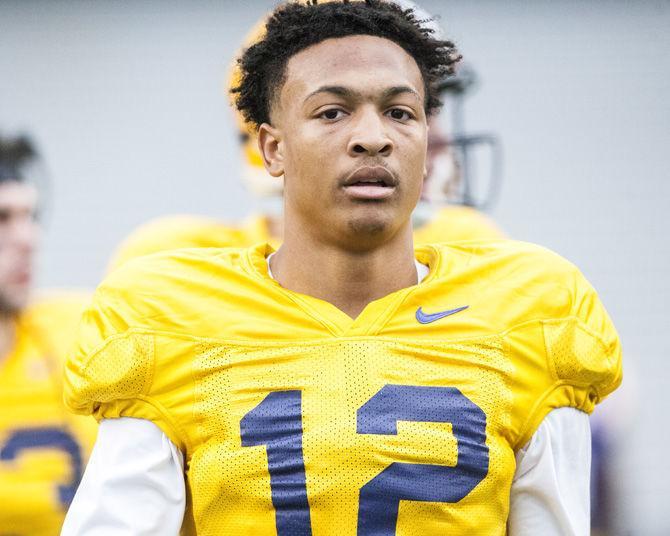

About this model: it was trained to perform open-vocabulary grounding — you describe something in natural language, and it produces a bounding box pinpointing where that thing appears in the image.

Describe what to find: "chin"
[347,216,388,236]
[340,210,401,251]
[323,202,411,249]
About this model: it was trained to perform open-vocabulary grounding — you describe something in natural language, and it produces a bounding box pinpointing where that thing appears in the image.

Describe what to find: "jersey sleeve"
[543,268,622,406]
[63,260,196,453]
[510,261,622,449]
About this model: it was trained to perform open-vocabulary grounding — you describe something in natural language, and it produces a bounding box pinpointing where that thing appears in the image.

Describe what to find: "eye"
[387,108,414,122]
[318,108,347,121]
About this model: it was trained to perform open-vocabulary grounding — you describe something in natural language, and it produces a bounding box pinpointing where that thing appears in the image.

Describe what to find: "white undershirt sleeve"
[60,417,186,536]
[508,406,592,536]
[62,407,590,534]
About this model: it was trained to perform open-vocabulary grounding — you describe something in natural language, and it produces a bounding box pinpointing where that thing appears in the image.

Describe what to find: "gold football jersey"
[65,242,620,535]
[0,293,97,535]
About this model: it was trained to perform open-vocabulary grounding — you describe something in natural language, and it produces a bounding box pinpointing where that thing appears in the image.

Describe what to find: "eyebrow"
[382,86,422,101]
[304,86,353,102]
[304,85,421,103]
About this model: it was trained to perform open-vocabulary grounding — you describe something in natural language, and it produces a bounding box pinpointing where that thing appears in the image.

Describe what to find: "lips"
[342,166,397,200]
[344,166,396,187]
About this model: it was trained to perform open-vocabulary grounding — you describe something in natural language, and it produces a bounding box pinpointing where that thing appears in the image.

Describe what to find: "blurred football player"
[63,1,620,534]
[108,3,503,273]
[0,135,95,535]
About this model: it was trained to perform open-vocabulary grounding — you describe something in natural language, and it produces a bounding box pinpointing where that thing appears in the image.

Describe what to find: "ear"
[258,123,284,177]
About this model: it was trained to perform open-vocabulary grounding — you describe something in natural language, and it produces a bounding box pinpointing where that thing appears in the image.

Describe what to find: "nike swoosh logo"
[416,305,469,324]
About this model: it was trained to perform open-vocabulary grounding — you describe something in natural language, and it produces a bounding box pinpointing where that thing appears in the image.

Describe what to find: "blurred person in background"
[0,134,95,535]
[108,1,503,273]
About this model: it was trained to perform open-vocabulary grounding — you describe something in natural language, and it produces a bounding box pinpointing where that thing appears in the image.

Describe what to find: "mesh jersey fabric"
[64,241,621,535]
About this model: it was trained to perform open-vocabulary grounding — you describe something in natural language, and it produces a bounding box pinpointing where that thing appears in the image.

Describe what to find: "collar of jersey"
[244,242,444,337]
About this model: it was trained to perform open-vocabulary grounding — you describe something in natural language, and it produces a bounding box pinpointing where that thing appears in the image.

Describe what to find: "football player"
[62,2,621,534]
[0,135,95,535]
[107,3,503,273]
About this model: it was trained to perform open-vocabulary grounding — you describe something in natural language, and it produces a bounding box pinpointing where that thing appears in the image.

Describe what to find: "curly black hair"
[232,0,461,129]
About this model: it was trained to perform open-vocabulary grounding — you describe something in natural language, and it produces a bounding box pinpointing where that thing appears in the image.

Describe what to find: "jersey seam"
[513,380,592,452]
[130,394,193,454]
[279,293,344,337]
[361,287,417,336]
[541,316,614,400]
[79,331,192,454]
[143,333,157,398]
[241,245,344,335]
[88,326,513,348]
[512,315,611,451]
[362,246,444,335]
[85,318,596,348]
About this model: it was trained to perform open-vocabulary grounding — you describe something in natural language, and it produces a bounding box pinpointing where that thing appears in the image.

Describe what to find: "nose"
[347,107,393,158]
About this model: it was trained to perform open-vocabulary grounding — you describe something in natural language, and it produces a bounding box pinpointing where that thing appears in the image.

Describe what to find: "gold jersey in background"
[65,241,620,535]
[0,293,96,536]
[108,214,282,272]
[108,206,504,272]
[413,205,504,244]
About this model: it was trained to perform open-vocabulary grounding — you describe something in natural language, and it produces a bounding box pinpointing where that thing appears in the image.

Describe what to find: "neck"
[271,222,417,319]
[0,314,16,364]
[266,213,284,241]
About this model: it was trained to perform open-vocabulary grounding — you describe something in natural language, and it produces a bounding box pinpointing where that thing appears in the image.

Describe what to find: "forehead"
[0,181,38,209]
[281,34,424,104]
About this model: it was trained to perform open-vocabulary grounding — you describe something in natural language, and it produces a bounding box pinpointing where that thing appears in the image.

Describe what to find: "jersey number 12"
[240,384,489,535]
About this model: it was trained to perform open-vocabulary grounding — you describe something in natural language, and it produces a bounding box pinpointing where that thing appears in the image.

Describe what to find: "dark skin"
[259,35,428,318]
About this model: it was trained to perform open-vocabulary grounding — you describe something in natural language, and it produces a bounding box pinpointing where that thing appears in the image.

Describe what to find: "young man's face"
[263,35,428,249]
[0,181,39,315]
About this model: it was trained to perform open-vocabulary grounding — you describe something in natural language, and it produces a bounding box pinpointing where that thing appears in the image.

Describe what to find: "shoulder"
[426,239,621,369]
[440,241,621,437]
[431,239,585,300]
[98,246,258,331]
[106,245,250,287]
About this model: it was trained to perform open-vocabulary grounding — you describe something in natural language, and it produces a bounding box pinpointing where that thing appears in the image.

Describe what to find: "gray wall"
[2,1,668,533]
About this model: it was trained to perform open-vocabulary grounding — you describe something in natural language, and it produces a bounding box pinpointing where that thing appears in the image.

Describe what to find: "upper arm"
[508,407,591,536]
[543,269,622,405]
[509,261,623,449]
[63,261,196,452]
[61,417,186,535]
